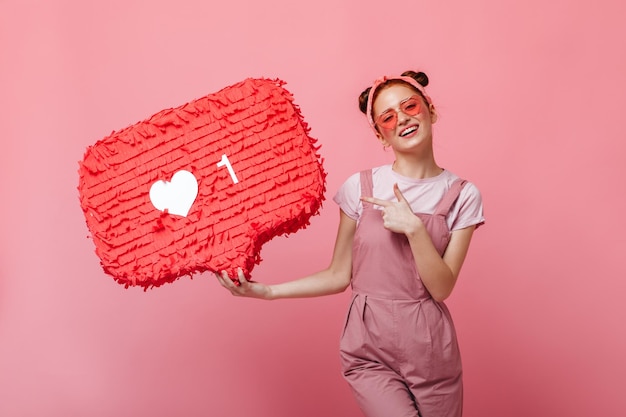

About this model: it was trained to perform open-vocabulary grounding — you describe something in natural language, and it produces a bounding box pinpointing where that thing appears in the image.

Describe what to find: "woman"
[216,70,485,417]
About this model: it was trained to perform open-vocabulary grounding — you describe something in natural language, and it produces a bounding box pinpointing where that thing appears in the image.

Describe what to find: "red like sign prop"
[78,78,326,289]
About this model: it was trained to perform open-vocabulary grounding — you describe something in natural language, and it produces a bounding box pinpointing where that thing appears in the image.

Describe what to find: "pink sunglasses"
[374,95,423,130]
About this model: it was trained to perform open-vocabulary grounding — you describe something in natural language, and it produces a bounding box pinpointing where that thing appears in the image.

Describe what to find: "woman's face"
[371,84,437,152]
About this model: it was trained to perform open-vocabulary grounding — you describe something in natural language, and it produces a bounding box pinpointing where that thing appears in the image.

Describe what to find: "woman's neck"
[391,155,442,179]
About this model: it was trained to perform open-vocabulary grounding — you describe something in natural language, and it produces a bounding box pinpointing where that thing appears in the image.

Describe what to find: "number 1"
[217,154,239,184]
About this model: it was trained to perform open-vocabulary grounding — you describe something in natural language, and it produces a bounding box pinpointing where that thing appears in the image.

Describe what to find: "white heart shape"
[149,170,198,217]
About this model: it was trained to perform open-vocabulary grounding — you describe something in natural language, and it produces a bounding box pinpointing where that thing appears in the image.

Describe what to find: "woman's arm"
[216,209,356,300]
[405,224,475,302]
[361,183,476,302]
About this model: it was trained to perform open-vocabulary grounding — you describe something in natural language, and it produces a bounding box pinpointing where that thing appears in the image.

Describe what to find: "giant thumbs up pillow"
[78,78,326,289]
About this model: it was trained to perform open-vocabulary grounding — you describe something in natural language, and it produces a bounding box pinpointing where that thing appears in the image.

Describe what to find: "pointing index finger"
[393,183,410,204]
[360,196,391,207]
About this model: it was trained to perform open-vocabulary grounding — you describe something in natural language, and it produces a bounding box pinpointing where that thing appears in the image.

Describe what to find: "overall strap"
[359,169,374,209]
[433,178,467,216]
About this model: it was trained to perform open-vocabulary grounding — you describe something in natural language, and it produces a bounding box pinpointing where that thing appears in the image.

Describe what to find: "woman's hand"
[214,210,356,300]
[361,183,423,236]
[215,268,273,300]
[362,183,477,302]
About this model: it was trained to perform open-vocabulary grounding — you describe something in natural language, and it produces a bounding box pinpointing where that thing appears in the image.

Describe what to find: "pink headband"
[365,75,432,133]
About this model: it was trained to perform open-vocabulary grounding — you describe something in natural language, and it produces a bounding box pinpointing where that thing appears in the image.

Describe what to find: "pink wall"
[1,1,625,416]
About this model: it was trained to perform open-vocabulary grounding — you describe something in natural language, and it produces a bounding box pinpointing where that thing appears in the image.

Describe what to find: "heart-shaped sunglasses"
[374,95,423,130]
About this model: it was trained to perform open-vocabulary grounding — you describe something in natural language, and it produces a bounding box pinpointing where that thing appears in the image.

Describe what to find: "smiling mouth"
[400,125,418,137]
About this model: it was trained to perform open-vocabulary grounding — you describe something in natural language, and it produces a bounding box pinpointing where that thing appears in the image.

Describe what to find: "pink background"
[1,1,625,416]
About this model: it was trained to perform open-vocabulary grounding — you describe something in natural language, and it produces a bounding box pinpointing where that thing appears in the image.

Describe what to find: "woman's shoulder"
[334,166,393,220]
[441,169,481,192]
[443,170,484,215]
[342,164,393,184]
[352,163,393,175]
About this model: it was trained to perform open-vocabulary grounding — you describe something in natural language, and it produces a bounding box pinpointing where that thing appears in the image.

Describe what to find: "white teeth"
[400,126,418,137]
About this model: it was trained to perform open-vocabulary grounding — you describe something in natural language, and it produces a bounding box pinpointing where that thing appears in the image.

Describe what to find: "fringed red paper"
[78,78,326,289]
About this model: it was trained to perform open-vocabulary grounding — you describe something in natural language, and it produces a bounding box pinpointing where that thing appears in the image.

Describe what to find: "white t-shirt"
[333,164,485,231]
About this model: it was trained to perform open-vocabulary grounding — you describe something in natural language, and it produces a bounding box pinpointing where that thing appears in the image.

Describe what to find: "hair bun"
[358,87,371,114]
[401,70,429,88]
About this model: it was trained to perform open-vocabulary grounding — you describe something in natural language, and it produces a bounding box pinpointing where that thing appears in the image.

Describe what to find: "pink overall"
[340,170,467,417]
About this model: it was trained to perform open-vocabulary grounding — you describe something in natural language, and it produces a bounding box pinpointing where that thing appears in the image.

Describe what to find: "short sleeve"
[333,172,362,221]
[450,182,485,231]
